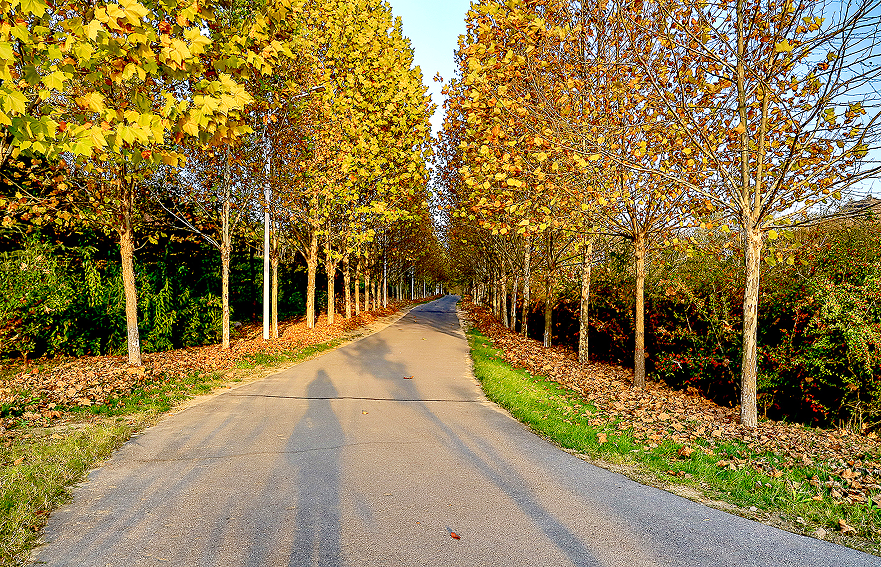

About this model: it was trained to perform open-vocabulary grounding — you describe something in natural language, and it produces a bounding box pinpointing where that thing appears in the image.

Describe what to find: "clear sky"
[385,0,472,136]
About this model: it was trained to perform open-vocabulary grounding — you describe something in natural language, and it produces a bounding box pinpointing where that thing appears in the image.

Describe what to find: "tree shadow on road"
[336,319,608,566]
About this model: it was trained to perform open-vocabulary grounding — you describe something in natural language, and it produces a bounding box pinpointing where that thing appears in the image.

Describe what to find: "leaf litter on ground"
[0,299,432,435]
[461,301,881,543]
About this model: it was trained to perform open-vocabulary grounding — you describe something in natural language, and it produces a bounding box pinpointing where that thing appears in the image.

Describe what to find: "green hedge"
[552,222,881,430]
[0,238,221,359]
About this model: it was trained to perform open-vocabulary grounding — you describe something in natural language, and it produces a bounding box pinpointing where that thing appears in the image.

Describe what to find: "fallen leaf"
[597,432,607,444]
[403,376,413,379]
[838,519,856,534]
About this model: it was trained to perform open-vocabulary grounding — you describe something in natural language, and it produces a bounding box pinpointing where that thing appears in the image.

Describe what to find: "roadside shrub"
[1,240,222,360]
[546,222,881,430]
[650,223,881,428]
[0,238,76,360]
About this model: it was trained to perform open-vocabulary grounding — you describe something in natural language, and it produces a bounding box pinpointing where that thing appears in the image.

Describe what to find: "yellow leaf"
[768,229,778,240]
[78,92,105,113]
[85,19,103,40]
[775,40,794,53]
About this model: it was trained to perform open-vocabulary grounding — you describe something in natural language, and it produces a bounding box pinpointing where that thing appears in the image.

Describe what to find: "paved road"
[32,296,878,566]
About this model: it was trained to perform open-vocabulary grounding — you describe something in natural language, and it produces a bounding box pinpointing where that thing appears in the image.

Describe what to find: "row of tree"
[1,0,444,365]
[436,0,881,427]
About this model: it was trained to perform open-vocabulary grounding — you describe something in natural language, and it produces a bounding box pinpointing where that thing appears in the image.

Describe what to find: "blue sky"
[386,0,472,135]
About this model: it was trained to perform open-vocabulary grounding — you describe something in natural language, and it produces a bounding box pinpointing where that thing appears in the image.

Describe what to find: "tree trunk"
[492,276,499,318]
[118,176,142,366]
[736,0,759,428]
[221,240,231,349]
[221,148,231,349]
[354,256,361,316]
[501,269,509,328]
[579,238,594,364]
[271,251,279,339]
[382,256,388,308]
[364,266,371,313]
[740,223,763,427]
[543,276,553,348]
[306,231,318,329]
[633,233,647,388]
[326,252,336,325]
[522,235,532,338]
[510,274,519,331]
[344,256,352,319]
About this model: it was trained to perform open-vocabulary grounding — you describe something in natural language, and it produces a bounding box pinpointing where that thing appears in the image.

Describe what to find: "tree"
[625,0,881,425]
[3,0,303,364]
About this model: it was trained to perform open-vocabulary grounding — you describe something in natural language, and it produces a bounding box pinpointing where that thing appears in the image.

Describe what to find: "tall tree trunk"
[501,269,509,328]
[306,231,318,329]
[543,276,553,347]
[510,274,519,331]
[736,0,759,428]
[344,256,352,319]
[271,250,279,339]
[740,223,763,427]
[118,176,142,366]
[326,252,336,325]
[364,266,371,312]
[522,235,532,338]
[633,233,647,388]
[354,256,361,316]
[382,255,388,307]
[221,240,231,349]
[578,238,594,364]
[221,148,232,349]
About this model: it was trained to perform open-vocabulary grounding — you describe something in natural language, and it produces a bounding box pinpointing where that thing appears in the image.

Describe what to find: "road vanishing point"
[31,296,879,566]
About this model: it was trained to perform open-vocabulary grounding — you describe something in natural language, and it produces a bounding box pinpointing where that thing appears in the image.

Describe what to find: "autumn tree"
[625,0,881,425]
[1,0,310,364]
[441,0,697,385]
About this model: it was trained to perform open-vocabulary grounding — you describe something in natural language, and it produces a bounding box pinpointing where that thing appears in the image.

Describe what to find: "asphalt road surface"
[32,296,879,566]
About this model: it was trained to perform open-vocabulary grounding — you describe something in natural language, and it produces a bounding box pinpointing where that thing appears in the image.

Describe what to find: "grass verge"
[467,325,881,556]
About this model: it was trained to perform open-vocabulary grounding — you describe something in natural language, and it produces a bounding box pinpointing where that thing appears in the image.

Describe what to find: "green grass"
[467,326,881,555]
[235,339,343,370]
[0,419,142,565]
